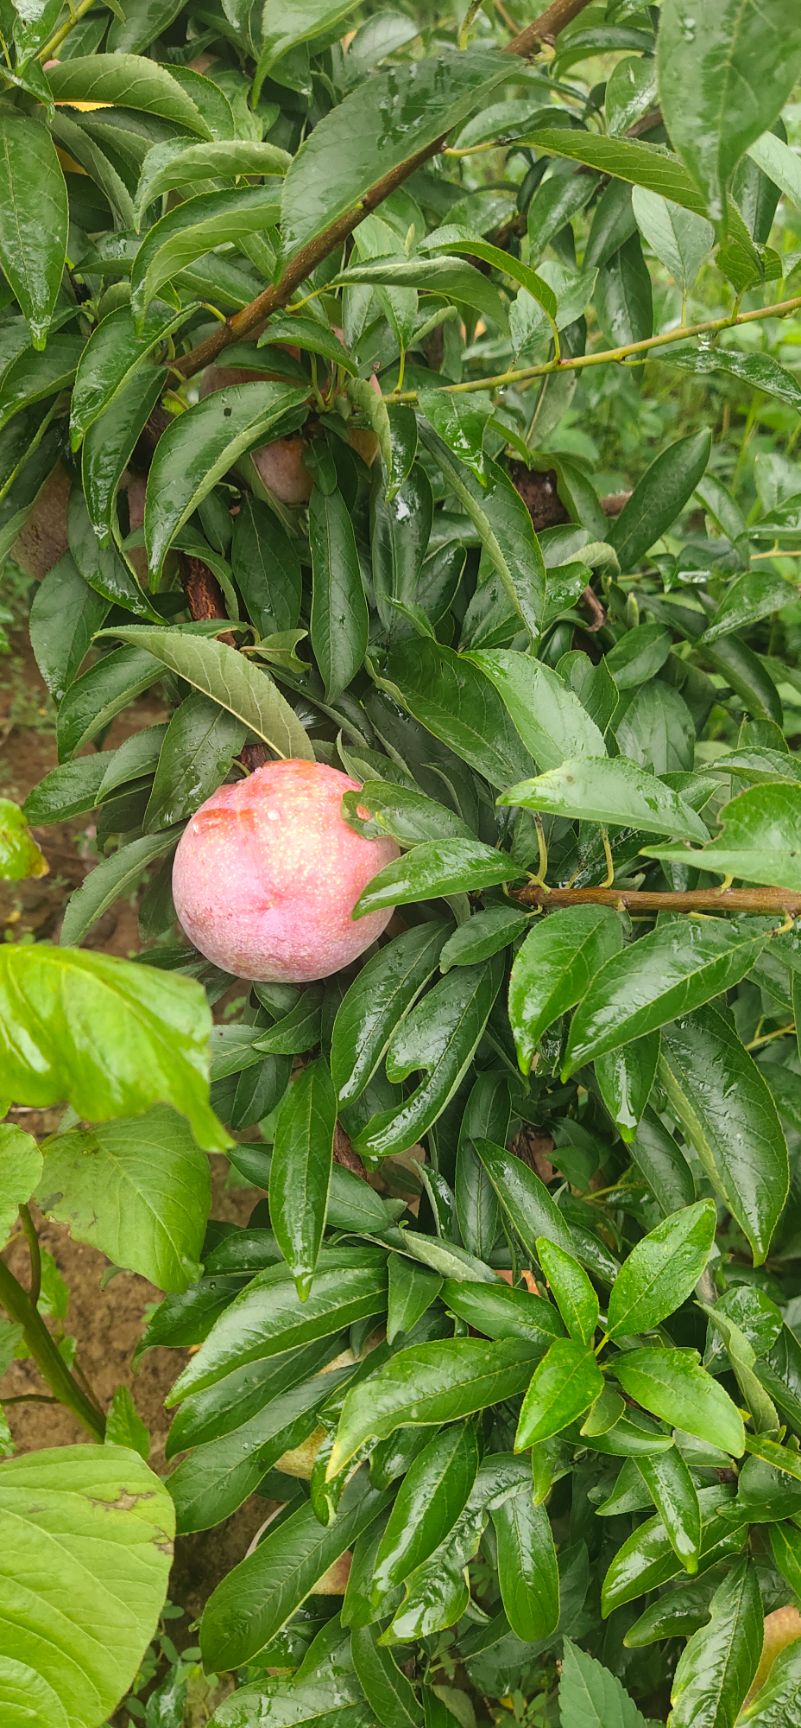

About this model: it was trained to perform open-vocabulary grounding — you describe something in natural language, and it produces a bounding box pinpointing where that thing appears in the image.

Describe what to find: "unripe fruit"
[172,760,399,983]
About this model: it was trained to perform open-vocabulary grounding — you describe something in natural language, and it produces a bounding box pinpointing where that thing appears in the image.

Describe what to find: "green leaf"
[613,1349,745,1456]
[144,693,246,831]
[67,485,159,619]
[70,302,195,447]
[0,943,225,1152]
[309,485,368,702]
[331,922,446,1106]
[337,256,509,333]
[351,1626,419,1728]
[47,54,211,137]
[0,1445,173,1728]
[99,625,313,760]
[595,234,653,348]
[0,799,47,881]
[536,1239,599,1345]
[386,1257,442,1346]
[601,1484,745,1614]
[421,434,544,642]
[656,0,801,219]
[83,367,167,543]
[630,1108,696,1216]
[509,906,623,1075]
[353,957,504,1159]
[329,1337,540,1477]
[564,918,771,1073]
[607,1202,717,1339]
[342,782,474,848]
[468,649,606,771]
[354,839,521,917]
[201,1469,387,1671]
[270,1060,336,1298]
[595,1035,659,1143]
[37,1106,210,1292]
[515,1337,604,1447]
[257,0,361,90]
[645,783,801,890]
[379,638,534,790]
[169,1254,387,1401]
[0,116,67,349]
[473,1138,586,1266]
[558,1638,651,1728]
[442,1277,565,1348]
[0,1124,42,1248]
[609,431,711,570]
[131,187,279,325]
[55,645,160,761]
[134,137,290,226]
[499,756,710,841]
[60,830,177,947]
[637,1449,702,1574]
[659,1004,789,1264]
[280,50,512,256]
[259,313,356,374]
[492,1488,559,1642]
[669,1558,762,1727]
[144,383,307,575]
[664,347,801,417]
[0,337,82,436]
[418,389,491,484]
[372,1422,480,1600]
[440,902,529,971]
[632,188,714,294]
[739,1636,801,1725]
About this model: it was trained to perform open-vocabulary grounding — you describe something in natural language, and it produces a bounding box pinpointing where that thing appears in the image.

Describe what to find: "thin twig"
[512,885,801,915]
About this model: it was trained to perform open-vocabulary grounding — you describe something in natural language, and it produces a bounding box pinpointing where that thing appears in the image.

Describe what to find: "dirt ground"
[0,610,265,1618]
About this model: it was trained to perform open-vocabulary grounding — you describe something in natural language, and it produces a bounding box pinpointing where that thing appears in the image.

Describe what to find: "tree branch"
[173,0,595,382]
[512,885,801,916]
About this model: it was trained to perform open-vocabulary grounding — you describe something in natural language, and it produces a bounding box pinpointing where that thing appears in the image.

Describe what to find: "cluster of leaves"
[5,0,801,1725]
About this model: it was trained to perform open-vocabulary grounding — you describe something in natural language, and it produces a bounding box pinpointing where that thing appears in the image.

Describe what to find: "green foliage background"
[4,1,801,1724]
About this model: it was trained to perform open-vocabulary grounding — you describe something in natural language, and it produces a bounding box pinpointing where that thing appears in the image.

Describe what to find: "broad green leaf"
[536,1239,599,1346]
[27,555,107,700]
[595,233,653,348]
[330,922,446,1105]
[231,498,301,635]
[440,902,529,971]
[468,649,606,770]
[386,1257,442,1346]
[509,906,623,1075]
[67,485,159,619]
[664,347,801,417]
[144,693,246,831]
[341,781,473,848]
[607,1202,717,1339]
[166,1338,335,1457]
[601,1484,745,1614]
[669,1558,762,1727]
[47,54,211,137]
[270,1060,336,1298]
[134,137,290,227]
[100,625,313,760]
[0,338,82,436]
[609,431,711,570]
[169,1254,387,1401]
[353,839,521,917]
[257,0,361,92]
[353,957,504,1159]
[0,799,47,881]
[613,1349,745,1456]
[515,1337,603,1447]
[739,1636,801,1724]
[379,638,535,790]
[37,1106,210,1292]
[309,485,368,702]
[70,302,195,446]
[259,314,356,375]
[337,256,509,333]
[201,1470,387,1671]
[630,1109,696,1216]
[564,918,771,1073]
[0,1124,42,1248]
[208,1677,373,1728]
[525,126,737,219]
[636,1448,702,1573]
[473,1138,590,1268]
[56,646,160,761]
[83,366,167,543]
[0,116,68,349]
[657,0,801,218]
[421,434,544,642]
[645,783,801,890]
[631,187,714,294]
[0,944,225,1152]
[559,1639,650,1728]
[660,1004,789,1264]
[60,830,176,947]
[351,1626,419,1728]
[701,572,798,647]
[499,756,710,841]
[131,187,279,324]
[748,128,801,208]
[0,1445,173,1728]
[371,463,434,628]
[418,389,491,484]
[329,1337,540,1476]
[372,1422,479,1599]
[144,383,307,575]
[492,1488,559,1642]
[442,1278,565,1347]
[281,50,512,256]
[595,1035,659,1143]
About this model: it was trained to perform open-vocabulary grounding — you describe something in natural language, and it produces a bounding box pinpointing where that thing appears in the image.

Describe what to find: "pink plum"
[172,759,399,983]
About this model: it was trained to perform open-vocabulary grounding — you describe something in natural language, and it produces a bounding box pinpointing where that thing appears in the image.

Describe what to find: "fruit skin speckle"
[172,759,399,983]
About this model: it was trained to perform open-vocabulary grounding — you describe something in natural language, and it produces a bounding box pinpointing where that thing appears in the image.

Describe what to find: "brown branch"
[512,885,801,916]
[173,0,595,383]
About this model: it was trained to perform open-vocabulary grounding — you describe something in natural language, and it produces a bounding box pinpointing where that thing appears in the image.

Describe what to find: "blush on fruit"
[172,759,399,983]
